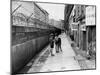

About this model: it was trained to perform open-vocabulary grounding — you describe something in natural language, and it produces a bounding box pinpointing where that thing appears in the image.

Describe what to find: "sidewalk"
[19,33,81,73]
[39,33,81,72]
[67,34,96,70]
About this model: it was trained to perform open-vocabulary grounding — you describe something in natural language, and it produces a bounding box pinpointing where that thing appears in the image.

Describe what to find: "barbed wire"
[13,2,33,15]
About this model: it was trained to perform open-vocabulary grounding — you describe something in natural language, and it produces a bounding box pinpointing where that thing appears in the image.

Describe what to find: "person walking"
[58,37,62,52]
[55,34,59,53]
[49,33,55,56]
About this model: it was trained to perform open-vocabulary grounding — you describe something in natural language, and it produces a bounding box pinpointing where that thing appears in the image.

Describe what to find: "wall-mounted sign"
[71,22,79,31]
[86,6,96,26]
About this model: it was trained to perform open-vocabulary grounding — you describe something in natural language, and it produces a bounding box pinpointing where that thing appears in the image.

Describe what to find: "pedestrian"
[49,33,55,56]
[55,34,59,53]
[58,37,62,52]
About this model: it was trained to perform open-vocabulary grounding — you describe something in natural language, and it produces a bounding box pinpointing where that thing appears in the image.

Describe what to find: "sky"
[13,0,65,21]
[37,2,65,21]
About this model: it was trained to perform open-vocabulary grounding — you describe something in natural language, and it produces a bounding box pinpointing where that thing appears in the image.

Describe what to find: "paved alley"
[11,2,96,74]
[27,33,81,73]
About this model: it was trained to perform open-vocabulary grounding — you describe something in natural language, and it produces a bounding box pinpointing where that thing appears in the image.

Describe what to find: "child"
[49,34,55,56]
[55,34,59,53]
[58,37,62,52]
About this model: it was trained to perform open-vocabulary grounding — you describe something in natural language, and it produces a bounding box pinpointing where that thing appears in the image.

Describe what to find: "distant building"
[49,19,64,29]
[58,20,64,30]
[59,20,64,30]
[49,19,55,26]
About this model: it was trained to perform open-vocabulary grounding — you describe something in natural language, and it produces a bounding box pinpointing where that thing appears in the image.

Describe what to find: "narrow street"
[11,1,96,74]
[40,33,80,72]
[25,33,80,73]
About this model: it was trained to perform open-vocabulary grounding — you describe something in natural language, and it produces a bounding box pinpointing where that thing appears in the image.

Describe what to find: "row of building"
[64,5,96,55]
[12,1,64,30]
[49,19,64,30]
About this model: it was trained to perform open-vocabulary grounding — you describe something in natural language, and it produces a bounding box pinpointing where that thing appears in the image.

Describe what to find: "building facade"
[64,4,74,33]
[86,6,96,55]
[76,5,86,50]
[69,5,86,50]
[69,5,96,56]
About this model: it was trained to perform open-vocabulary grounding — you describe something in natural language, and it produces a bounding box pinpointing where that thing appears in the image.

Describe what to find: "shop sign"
[71,22,79,31]
[86,6,96,26]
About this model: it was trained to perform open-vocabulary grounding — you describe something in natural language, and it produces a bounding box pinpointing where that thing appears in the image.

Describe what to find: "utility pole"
[26,13,34,32]
[27,13,33,21]
[25,13,34,38]
[26,13,33,26]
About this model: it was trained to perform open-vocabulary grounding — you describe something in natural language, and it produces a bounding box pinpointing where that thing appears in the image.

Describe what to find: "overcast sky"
[13,0,65,21]
[37,2,65,21]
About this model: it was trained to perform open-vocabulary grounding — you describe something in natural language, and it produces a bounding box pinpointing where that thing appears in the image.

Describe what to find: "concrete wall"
[11,35,49,74]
